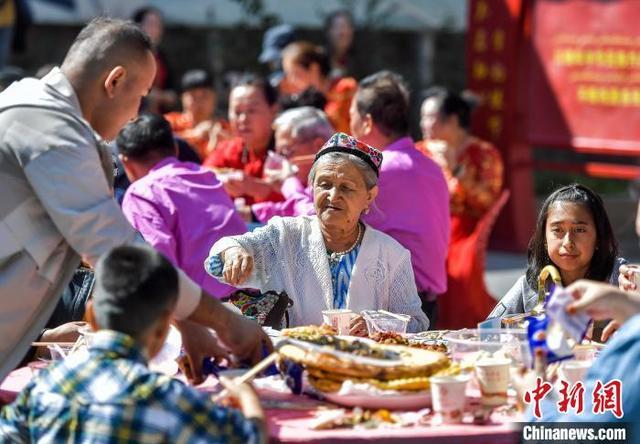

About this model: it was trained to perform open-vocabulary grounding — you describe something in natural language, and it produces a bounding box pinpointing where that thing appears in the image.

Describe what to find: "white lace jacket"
[207,216,429,332]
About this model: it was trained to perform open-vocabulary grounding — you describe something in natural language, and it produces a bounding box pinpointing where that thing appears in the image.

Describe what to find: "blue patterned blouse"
[329,245,361,309]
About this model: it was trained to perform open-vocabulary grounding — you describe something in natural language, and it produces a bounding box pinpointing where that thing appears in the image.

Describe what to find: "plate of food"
[371,331,449,354]
[279,325,459,409]
[321,383,432,410]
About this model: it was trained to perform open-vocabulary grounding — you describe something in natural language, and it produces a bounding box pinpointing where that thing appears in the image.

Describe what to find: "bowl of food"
[444,329,530,368]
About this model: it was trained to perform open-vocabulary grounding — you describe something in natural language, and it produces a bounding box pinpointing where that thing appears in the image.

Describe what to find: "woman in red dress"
[419,88,504,329]
[281,41,357,134]
[204,74,282,205]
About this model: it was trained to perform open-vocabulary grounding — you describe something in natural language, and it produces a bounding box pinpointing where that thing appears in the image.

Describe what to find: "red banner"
[528,0,640,154]
[466,0,523,147]
[467,0,536,252]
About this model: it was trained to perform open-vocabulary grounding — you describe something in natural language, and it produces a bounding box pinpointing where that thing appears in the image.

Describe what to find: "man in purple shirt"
[349,71,450,324]
[117,113,247,299]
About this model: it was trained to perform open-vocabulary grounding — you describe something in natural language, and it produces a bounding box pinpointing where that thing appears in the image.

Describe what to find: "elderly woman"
[205,133,429,333]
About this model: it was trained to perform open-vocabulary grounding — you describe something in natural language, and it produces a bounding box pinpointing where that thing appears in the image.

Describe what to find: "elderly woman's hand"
[618,264,639,292]
[348,315,368,337]
[222,246,254,286]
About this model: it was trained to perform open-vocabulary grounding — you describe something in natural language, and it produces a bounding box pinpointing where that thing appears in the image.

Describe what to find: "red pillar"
[467,0,536,252]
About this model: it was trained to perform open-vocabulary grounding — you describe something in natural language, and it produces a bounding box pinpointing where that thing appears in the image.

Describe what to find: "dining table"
[1,364,521,443]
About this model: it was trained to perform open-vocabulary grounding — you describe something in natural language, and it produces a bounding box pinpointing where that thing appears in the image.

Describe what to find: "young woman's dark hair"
[525,183,619,289]
[282,41,332,78]
[231,72,279,106]
[424,87,480,131]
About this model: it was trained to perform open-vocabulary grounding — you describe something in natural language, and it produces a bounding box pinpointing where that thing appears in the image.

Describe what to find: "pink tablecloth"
[1,366,520,443]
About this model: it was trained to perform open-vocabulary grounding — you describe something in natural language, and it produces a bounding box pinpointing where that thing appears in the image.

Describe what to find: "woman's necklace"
[327,223,363,266]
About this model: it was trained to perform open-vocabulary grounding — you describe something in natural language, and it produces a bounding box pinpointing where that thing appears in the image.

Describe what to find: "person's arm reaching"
[174,271,272,374]
[566,280,640,324]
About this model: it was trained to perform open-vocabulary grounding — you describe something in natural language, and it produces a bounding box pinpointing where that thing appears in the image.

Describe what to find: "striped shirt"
[329,245,361,309]
[0,330,260,443]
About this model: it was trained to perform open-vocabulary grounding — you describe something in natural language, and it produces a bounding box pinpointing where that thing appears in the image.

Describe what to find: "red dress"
[421,138,505,329]
[203,137,283,205]
[164,112,230,160]
[325,77,357,134]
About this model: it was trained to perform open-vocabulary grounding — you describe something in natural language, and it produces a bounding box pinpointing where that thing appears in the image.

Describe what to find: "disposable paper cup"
[430,374,470,424]
[475,358,511,406]
[322,309,355,335]
[573,344,597,362]
[559,360,590,385]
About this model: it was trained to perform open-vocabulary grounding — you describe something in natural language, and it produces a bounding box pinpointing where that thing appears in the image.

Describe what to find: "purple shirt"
[122,157,247,298]
[251,176,314,222]
[363,137,450,294]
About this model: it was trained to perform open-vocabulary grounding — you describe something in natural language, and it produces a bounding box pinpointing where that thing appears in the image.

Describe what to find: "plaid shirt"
[0,330,260,443]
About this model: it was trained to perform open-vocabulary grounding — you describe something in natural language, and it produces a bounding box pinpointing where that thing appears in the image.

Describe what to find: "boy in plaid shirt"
[0,245,265,443]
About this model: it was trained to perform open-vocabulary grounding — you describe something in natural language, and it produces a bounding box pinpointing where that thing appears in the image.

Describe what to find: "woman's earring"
[364,207,370,215]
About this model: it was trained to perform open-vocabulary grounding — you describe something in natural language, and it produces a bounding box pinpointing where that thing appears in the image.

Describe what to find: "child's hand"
[218,376,265,422]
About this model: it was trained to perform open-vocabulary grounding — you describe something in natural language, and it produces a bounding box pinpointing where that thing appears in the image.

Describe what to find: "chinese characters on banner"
[466,0,521,147]
[525,377,624,419]
[528,0,640,153]
[466,0,535,252]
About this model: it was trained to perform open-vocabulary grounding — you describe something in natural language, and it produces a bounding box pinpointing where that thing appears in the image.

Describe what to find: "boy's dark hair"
[355,70,410,138]
[232,72,278,106]
[526,183,619,289]
[93,245,178,338]
[423,86,480,131]
[61,17,152,76]
[116,113,175,161]
[181,69,214,93]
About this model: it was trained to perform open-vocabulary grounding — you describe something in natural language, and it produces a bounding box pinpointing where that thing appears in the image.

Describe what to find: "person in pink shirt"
[117,113,247,299]
[349,71,450,324]
[246,106,333,223]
